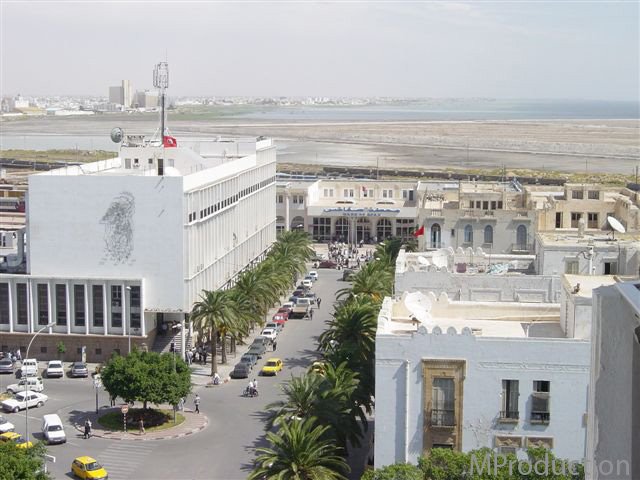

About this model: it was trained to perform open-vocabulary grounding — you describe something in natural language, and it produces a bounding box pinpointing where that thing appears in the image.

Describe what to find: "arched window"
[430,224,441,248]
[291,216,305,231]
[483,225,493,245]
[464,225,473,244]
[517,225,527,248]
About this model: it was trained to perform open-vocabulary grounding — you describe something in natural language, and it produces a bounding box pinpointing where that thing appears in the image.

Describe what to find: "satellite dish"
[417,256,429,266]
[110,127,124,144]
[607,216,626,234]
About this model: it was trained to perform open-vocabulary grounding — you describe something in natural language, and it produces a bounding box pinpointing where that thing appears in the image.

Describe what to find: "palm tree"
[249,418,350,480]
[336,261,393,302]
[190,289,245,375]
[266,373,326,429]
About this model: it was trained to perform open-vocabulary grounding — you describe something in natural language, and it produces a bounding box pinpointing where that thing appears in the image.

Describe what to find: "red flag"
[163,136,178,148]
[413,225,425,237]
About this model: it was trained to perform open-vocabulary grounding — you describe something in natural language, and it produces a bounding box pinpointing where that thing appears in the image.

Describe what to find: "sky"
[1,1,638,100]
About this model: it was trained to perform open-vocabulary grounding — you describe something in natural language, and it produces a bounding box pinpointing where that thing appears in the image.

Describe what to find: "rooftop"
[563,274,621,299]
[537,230,640,247]
[396,248,535,275]
[378,291,564,339]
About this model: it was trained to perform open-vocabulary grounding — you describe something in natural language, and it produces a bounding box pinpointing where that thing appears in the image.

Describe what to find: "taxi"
[0,431,34,449]
[260,358,283,376]
[71,456,109,479]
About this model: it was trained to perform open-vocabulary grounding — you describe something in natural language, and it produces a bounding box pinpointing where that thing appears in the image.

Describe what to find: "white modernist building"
[0,135,276,361]
[374,289,591,467]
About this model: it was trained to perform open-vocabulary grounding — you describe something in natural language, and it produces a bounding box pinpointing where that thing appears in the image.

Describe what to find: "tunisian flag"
[413,225,425,237]
[163,136,178,148]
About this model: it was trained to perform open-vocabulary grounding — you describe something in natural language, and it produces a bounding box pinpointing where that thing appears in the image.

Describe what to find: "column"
[122,284,127,338]
[180,315,186,360]
[103,283,108,336]
[27,278,34,333]
[47,282,53,331]
[65,281,71,335]
[84,283,89,335]
[284,191,291,231]
[8,280,14,333]
[140,286,146,337]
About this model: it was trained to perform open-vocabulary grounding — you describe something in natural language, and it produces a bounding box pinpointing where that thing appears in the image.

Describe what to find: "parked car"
[260,328,278,342]
[71,456,108,480]
[45,360,64,378]
[301,279,313,288]
[2,391,49,413]
[0,416,15,434]
[0,431,33,449]
[229,363,250,379]
[247,344,266,359]
[20,359,38,377]
[280,303,294,313]
[319,260,337,269]
[7,377,44,394]
[276,308,290,318]
[70,362,89,378]
[265,322,282,333]
[303,292,317,301]
[252,336,270,347]
[272,314,288,327]
[42,414,66,444]
[308,270,318,281]
[292,289,305,297]
[261,358,284,376]
[0,358,14,375]
[240,353,258,370]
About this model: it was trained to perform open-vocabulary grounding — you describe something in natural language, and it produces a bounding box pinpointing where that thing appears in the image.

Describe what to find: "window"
[74,285,85,327]
[500,380,519,421]
[482,201,489,210]
[92,285,104,327]
[468,200,474,209]
[588,190,599,200]
[555,212,563,229]
[95,348,102,355]
[431,378,455,426]
[463,225,473,244]
[323,188,335,197]
[55,284,67,326]
[40,346,47,354]
[396,218,415,240]
[475,201,481,209]
[587,212,598,229]
[382,189,393,199]
[293,195,299,204]
[531,381,550,424]
[16,284,28,325]
[572,190,584,199]
[129,286,141,329]
[37,284,49,325]
[570,212,582,228]
[0,283,8,325]
[402,190,415,201]
[483,225,493,245]
[497,201,503,209]
[312,217,331,242]
[491,201,496,210]
[343,189,354,198]
[604,262,618,275]
[111,285,122,328]
[565,259,579,274]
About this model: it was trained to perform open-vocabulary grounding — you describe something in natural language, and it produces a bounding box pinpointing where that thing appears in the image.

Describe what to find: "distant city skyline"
[1,1,638,101]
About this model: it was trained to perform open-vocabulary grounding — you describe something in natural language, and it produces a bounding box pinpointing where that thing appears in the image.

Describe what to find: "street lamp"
[25,321,55,444]
[93,374,102,414]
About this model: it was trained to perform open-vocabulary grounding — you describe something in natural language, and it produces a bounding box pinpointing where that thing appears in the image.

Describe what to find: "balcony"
[511,243,533,253]
[431,409,456,427]
[530,411,550,424]
[429,209,444,218]
[499,410,520,423]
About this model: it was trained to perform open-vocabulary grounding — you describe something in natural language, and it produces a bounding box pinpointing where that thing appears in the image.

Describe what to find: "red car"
[319,260,337,269]
[275,309,290,319]
[272,314,288,326]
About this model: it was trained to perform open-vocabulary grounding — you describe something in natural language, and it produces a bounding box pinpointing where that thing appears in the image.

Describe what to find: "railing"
[530,411,550,424]
[431,409,456,427]
[499,410,520,422]
[511,243,533,253]
[428,242,444,249]
[429,209,444,217]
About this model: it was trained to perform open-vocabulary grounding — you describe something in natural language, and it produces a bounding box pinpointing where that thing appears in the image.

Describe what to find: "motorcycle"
[243,386,259,397]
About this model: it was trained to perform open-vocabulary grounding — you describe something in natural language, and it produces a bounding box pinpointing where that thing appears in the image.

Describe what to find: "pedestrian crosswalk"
[98,441,156,480]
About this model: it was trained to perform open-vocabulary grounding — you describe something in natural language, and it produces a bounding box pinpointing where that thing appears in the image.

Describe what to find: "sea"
[0,98,638,151]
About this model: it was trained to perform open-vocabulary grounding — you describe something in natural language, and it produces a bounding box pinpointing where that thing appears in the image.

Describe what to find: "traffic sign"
[120,405,129,414]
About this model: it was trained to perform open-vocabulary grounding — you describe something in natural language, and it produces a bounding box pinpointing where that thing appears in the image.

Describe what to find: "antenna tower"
[153,62,169,142]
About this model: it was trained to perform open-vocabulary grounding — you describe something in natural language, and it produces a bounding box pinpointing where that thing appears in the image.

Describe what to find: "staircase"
[151,324,192,356]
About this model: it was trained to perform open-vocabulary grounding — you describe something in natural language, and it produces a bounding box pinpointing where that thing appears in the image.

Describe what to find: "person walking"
[138,418,145,435]
[272,340,277,352]
[84,419,92,439]
[194,394,200,414]
[310,308,314,320]
[317,297,322,309]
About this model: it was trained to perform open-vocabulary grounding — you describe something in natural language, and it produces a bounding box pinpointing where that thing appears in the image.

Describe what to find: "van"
[296,298,312,307]
[21,359,38,377]
[41,414,66,444]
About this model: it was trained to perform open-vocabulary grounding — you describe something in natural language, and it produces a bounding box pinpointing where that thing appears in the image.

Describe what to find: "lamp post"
[93,374,102,414]
[25,322,55,444]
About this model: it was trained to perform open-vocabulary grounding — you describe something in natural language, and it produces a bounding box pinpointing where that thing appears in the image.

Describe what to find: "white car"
[0,415,15,433]
[301,279,313,288]
[20,359,38,377]
[45,360,64,378]
[260,328,278,342]
[308,271,318,281]
[264,322,282,333]
[2,391,48,413]
[6,377,44,394]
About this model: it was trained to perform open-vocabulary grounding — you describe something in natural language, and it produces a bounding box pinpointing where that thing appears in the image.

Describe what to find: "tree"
[249,418,350,480]
[101,349,191,409]
[336,261,393,303]
[0,441,51,480]
[191,289,245,374]
[361,463,423,480]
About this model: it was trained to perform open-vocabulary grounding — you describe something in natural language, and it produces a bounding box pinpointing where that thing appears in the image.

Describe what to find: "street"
[2,267,345,480]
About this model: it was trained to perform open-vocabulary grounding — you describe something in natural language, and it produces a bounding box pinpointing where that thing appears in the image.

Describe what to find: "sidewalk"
[73,405,208,441]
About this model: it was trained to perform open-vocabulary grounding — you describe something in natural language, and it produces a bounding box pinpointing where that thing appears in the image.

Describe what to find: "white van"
[42,414,66,444]
[21,359,38,377]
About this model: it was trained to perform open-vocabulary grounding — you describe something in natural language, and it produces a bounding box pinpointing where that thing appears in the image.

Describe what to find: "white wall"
[375,327,590,467]
[28,174,184,311]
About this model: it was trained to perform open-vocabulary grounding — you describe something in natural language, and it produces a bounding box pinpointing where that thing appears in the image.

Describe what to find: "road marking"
[98,442,156,480]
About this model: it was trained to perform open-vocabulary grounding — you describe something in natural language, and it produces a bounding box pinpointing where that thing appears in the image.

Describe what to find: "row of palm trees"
[190,231,315,376]
[250,238,410,480]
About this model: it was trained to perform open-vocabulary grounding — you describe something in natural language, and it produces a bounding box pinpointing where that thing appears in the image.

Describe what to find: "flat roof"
[537,231,640,247]
[563,274,620,299]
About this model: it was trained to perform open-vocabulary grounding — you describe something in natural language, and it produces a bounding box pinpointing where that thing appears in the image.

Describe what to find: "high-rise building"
[108,85,124,105]
[122,80,133,109]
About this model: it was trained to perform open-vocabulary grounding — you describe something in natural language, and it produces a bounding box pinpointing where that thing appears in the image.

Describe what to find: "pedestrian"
[203,351,208,365]
[110,395,116,407]
[139,418,145,435]
[310,308,314,320]
[194,394,200,413]
[178,397,185,411]
[317,297,322,309]
[253,378,258,394]
[169,341,175,353]
[272,340,277,351]
[186,350,193,365]
[84,419,92,439]
[197,346,203,364]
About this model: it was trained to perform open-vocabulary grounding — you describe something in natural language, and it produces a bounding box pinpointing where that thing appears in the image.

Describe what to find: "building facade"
[0,136,276,361]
